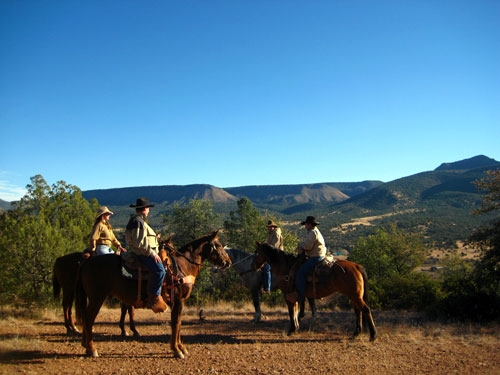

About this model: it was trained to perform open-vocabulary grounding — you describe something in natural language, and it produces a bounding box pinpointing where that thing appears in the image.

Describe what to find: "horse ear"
[210,229,220,239]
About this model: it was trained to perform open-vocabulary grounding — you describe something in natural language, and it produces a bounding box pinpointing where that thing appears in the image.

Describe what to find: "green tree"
[349,222,434,310]
[223,197,266,251]
[349,223,427,281]
[161,199,223,306]
[443,169,500,321]
[162,199,222,246]
[0,175,96,304]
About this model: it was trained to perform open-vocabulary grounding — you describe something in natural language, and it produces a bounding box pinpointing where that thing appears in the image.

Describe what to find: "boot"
[147,295,168,313]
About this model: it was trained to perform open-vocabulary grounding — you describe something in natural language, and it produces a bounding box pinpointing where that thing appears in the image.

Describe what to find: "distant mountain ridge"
[334,155,500,213]
[435,155,498,172]
[81,155,499,211]
[4,155,500,248]
[81,181,382,208]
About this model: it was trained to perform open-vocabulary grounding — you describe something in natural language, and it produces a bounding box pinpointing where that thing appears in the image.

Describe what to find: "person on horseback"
[89,206,126,256]
[125,197,167,313]
[262,220,283,293]
[286,216,326,304]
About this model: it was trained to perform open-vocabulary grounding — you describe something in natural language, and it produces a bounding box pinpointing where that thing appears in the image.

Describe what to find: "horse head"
[201,230,232,269]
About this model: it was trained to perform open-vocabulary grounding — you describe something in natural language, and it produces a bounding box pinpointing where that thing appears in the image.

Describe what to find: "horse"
[53,251,138,337]
[75,230,231,358]
[224,248,316,322]
[251,242,377,341]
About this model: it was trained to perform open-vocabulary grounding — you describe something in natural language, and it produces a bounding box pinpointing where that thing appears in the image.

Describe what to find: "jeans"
[262,263,271,291]
[296,256,324,302]
[96,245,114,256]
[138,255,166,296]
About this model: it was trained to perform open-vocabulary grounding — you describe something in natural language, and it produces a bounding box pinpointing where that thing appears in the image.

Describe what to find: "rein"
[226,251,255,276]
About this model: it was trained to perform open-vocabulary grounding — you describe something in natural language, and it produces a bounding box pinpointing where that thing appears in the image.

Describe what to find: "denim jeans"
[96,245,114,256]
[262,263,271,291]
[296,256,324,302]
[138,255,166,296]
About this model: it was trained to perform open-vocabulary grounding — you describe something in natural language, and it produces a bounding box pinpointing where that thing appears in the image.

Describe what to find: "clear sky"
[1,1,499,202]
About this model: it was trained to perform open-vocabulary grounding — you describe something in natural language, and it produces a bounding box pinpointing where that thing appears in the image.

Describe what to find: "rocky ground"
[0,303,499,374]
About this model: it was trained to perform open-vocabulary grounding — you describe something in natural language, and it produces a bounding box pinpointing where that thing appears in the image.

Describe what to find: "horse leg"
[308,298,316,317]
[82,297,106,357]
[62,292,78,334]
[362,305,377,341]
[127,305,140,338]
[251,289,262,323]
[170,301,188,359]
[353,308,362,339]
[286,300,300,336]
[298,300,305,320]
[119,303,128,336]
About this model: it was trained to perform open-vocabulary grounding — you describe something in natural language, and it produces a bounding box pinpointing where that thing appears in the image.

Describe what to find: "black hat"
[300,216,319,226]
[129,197,155,209]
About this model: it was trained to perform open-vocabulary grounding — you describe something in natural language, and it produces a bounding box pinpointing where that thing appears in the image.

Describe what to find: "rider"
[262,220,284,293]
[125,197,167,313]
[286,216,326,304]
[89,206,126,256]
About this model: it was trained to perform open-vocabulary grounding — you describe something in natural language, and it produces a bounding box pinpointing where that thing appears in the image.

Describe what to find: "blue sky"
[1,1,499,202]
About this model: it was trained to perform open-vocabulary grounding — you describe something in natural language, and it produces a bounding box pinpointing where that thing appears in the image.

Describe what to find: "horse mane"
[260,243,296,269]
[177,230,219,254]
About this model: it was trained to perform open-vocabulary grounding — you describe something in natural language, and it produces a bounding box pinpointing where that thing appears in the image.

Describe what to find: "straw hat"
[266,220,279,228]
[96,206,114,219]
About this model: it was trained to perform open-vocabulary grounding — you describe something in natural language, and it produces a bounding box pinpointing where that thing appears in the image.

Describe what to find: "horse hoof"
[174,351,185,359]
[86,349,99,358]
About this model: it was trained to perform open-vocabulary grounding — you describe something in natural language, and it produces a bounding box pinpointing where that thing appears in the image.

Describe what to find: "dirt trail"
[0,305,498,374]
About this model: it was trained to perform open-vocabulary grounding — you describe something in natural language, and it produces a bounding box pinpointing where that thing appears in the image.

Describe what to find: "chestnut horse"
[53,251,138,337]
[75,230,231,358]
[252,242,376,341]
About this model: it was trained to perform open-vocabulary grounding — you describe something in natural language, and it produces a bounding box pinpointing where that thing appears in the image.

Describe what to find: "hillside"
[4,155,499,250]
[313,155,500,250]
[0,199,12,211]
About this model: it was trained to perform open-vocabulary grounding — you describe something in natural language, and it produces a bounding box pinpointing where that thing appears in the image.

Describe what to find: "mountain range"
[2,155,499,249]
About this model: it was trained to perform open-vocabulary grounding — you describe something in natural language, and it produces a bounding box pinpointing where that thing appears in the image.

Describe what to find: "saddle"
[120,250,176,309]
[308,254,337,283]
[285,254,337,302]
[120,248,195,309]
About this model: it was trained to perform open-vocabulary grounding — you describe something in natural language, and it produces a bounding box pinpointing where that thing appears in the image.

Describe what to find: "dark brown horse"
[75,230,231,358]
[53,251,138,337]
[252,242,376,341]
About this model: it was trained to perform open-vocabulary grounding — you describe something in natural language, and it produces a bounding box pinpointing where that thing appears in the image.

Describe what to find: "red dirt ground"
[1,303,499,374]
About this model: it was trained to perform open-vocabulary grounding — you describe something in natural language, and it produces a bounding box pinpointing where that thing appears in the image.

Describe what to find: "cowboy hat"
[266,220,279,228]
[300,216,320,226]
[96,206,114,219]
[129,197,155,209]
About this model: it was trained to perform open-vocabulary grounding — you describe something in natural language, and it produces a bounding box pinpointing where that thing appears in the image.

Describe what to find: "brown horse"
[75,230,231,358]
[53,251,138,337]
[252,242,376,341]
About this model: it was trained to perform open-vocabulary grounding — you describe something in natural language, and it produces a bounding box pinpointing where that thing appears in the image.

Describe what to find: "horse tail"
[74,263,87,329]
[358,264,370,305]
